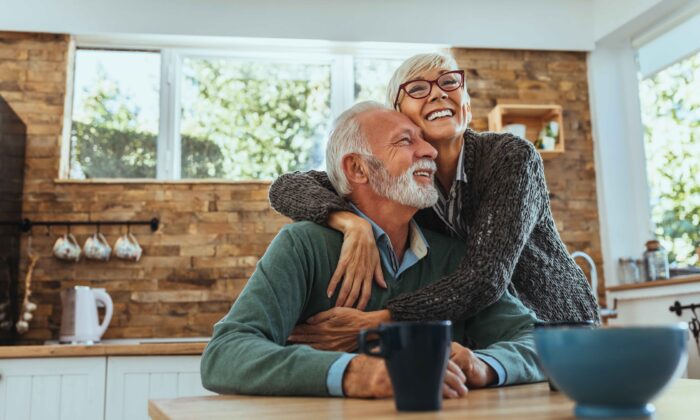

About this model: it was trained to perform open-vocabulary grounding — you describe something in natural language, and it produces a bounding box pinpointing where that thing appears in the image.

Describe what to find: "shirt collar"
[348,202,429,262]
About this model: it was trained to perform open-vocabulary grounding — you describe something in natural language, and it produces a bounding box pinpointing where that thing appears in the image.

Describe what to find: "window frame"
[65,35,444,181]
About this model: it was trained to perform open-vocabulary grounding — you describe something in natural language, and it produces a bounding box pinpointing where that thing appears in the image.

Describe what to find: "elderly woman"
[268,52,598,349]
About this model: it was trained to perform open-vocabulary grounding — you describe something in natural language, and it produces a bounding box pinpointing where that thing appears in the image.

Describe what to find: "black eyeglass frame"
[393,70,465,109]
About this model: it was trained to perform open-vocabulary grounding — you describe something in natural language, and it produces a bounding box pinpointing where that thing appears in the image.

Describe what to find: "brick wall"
[453,49,605,296]
[453,48,602,298]
[1,32,603,343]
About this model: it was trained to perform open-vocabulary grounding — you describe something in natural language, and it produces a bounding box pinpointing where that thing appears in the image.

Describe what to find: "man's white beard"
[366,158,438,209]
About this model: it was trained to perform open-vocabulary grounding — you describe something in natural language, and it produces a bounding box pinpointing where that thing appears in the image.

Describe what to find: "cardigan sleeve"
[268,170,353,225]
[387,138,548,321]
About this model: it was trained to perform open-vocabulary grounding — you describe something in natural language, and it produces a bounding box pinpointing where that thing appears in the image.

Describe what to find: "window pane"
[70,49,160,179]
[354,58,403,104]
[638,51,700,266]
[180,57,331,180]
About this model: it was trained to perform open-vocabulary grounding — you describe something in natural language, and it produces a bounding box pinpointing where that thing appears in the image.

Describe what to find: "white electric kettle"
[60,286,113,344]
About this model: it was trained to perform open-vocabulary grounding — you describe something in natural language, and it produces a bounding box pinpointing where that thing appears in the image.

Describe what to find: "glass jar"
[644,240,670,281]
[618,258,641,284]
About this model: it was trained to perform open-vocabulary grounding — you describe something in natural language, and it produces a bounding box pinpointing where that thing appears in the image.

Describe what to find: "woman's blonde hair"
[386,52,468,110]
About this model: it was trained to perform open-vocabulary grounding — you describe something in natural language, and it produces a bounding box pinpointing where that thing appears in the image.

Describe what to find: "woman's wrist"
[367,310,392,328]
[328,211,371,235]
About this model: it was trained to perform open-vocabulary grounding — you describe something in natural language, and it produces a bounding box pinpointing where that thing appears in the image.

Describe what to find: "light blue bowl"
[534,324,688,418]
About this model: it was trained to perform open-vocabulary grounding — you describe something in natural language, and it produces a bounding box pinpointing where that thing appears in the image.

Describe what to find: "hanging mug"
[114,233,142,262]
[53,233,82,262]
[83,233,112,261]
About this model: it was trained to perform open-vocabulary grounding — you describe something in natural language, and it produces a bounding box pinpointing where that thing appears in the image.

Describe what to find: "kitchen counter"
[606,273,700,292]
[0,338,208,359]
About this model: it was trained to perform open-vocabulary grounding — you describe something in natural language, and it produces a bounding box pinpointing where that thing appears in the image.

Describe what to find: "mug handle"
[358,327,388,358]
[127,232,140,247]
[67,233,79,246]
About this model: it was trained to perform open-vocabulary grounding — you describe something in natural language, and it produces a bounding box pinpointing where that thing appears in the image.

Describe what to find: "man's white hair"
[386,52,469,110]
[326,101,389,196]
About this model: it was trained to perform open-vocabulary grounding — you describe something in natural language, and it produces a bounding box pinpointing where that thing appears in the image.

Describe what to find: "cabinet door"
[105,356,213,420]
[0,357,106,420]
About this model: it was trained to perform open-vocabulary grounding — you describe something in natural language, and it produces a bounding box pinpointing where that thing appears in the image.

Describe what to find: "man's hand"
[343,356,469,399]
[450,342,498,388]
[342,355,393,398]
[288,308,391,352]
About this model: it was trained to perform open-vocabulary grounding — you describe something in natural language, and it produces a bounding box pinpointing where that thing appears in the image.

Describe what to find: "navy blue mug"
[358,320,451,412]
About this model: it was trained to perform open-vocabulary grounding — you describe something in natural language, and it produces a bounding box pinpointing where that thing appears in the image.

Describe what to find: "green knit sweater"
[200,221,544,396]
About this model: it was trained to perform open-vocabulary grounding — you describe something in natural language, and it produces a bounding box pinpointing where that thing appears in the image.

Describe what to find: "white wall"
[588,0,698,286]
[592,0,664,41]
[637,4,700,77]
[588,45,654,286]
[0,0,596,51]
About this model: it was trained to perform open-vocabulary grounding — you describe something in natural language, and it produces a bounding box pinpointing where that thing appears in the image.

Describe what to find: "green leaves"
[179,59,331,180]
[639,52,700,265]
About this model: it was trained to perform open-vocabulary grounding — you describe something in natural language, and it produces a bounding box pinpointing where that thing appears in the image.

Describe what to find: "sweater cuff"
[474,352,506,386]
[326,353,357,396]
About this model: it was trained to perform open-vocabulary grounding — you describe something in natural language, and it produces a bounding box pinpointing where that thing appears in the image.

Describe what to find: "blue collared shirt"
[326,204,505,396]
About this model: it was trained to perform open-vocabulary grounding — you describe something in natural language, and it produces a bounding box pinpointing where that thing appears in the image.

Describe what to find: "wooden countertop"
[0,341,207,359]
[149,379,700,420]
[606,273,700,293]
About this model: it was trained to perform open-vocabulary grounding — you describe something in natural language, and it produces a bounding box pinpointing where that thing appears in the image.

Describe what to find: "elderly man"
[200,102,544,398]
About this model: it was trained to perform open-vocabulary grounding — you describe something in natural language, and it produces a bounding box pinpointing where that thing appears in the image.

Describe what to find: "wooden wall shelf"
[487,104,564,159]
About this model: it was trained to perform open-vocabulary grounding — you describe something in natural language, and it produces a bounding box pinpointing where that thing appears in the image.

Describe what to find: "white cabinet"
[607,281,700,379]
[105,356,213,420]
[0,357,106,420]
[0,354,212,420]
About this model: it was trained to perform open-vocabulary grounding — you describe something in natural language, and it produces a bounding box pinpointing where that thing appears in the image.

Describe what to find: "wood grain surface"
[0,341,206,358]
[148,378,700,420]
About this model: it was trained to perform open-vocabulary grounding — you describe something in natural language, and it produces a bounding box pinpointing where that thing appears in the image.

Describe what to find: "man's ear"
[341,154,369,185]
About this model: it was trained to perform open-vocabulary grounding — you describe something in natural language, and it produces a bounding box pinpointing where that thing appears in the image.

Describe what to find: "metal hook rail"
[669,301,700,317]
[0,217,160,233]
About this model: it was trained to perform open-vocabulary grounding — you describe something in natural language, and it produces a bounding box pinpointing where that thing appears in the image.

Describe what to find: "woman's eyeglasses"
[393,70,465,109]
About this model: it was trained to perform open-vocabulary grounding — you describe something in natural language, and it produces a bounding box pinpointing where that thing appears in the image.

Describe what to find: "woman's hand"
[288,308,391,352]
[327,211,387,310]
[449,342,497,388]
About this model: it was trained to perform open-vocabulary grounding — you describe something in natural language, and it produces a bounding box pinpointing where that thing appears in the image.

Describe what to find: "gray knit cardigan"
[268,129,599,323]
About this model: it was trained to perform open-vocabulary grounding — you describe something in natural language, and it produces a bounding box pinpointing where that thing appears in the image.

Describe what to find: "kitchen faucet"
[571,251,598,305]
[571,251,617,323]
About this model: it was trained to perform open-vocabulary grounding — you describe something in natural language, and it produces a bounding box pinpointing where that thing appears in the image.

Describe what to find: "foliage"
[639,52,700,265]
[71,122,156,178]
[70,67,156,178]
[179,59,330,179]
[71,59,331,180]
[71,122,225,179]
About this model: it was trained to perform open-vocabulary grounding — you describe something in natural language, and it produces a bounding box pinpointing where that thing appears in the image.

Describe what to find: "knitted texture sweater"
[268,129,600,324]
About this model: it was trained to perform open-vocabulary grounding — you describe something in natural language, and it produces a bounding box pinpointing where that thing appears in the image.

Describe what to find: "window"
[67,41,432,181]
[638,50,700,266]
[353,58,402,104]
[70,50,160,179]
